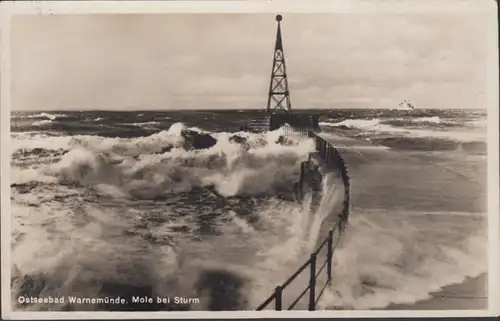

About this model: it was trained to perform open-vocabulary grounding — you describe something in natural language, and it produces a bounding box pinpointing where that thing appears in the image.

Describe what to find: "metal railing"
[312,133,350,226]
[282,123,310,136]
[255,128,350,311]
[255,221,343,311]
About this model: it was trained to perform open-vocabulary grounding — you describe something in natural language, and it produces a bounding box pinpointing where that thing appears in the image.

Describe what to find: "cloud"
[10,12,494,110]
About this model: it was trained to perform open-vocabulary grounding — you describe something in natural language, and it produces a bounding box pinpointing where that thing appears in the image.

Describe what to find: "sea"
[9,108,488,311]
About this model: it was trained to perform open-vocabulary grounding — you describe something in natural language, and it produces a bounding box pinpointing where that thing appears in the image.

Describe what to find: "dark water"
[9,108,487,311]
[11,108,487,152]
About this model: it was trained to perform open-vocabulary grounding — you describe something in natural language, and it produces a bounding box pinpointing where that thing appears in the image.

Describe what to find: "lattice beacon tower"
[266,15,292,114]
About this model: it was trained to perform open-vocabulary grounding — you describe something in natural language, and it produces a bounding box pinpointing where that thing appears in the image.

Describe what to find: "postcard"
[1,0,498,319]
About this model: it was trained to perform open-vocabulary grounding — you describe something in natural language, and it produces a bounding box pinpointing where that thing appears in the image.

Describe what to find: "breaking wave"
[123,121,162,128]
[10,120,486,311]
[11,122,347,311]
[317,208,486,309]
[411,116,442,124]
[11,123,316,197]
[23,112,68,120]
[320,118,486,144]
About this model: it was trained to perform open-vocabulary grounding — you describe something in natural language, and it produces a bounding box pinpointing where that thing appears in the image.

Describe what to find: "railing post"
[327,229,333,282]
[275,286,282,311]
[299,162,305,191]
[309,253,317,311]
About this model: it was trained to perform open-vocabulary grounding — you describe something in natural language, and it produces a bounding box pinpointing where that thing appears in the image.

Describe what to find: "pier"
[252,15,351,310]
[250,14,486,311]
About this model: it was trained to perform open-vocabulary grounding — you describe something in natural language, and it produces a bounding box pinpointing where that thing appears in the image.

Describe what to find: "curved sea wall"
[255,126,351,311]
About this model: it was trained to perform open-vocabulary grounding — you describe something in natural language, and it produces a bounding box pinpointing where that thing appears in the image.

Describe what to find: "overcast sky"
[10,9,496,110]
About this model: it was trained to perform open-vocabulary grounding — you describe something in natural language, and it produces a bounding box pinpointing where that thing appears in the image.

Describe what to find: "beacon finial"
[276,15,282,22]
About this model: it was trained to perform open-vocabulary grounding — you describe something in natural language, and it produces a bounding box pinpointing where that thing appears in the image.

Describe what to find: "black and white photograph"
[1,0,498,318]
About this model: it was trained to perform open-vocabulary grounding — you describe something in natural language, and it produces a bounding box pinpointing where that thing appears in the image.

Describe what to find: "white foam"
[23,112,67,120]
[316,208,487,309]
[321,118,486,143]
[31,119,53,126]
[10,122,487,311]
[411,116,442,124]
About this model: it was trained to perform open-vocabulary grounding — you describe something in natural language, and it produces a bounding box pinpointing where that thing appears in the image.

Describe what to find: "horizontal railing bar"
[282,257,312,289]
[315,236,329,254]
[315,280,330,306]
[316,259,328,279]
[256,223,344,310]
[288,285,311,310]
[256,292,276,311]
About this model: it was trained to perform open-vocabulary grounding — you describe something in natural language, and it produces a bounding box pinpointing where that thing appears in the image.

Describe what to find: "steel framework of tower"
[266,15,292,114]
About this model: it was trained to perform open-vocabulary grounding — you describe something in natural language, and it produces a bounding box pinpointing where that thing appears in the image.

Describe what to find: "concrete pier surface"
[317,132,486,214]
[317,131,488,310]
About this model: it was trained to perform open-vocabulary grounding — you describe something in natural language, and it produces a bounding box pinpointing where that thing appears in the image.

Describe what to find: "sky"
[10,6,497,111]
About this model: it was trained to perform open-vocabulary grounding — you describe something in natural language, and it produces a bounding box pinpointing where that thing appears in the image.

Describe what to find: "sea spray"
[315,209,487,309]
[10,112,487,311]
[10,123,319,311]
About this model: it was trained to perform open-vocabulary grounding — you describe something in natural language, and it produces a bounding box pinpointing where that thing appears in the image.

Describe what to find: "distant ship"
[398,100,415,111]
